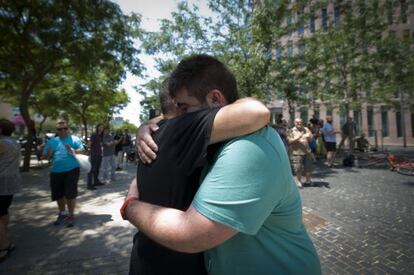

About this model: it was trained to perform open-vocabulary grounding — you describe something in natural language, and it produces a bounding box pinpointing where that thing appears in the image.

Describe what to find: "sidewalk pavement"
[1,161,137,274]
[2,152,414,274]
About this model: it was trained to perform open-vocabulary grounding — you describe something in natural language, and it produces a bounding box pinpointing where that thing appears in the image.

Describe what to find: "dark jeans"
[87,155,102,187]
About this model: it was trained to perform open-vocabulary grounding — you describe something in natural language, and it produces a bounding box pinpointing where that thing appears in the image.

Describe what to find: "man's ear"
[206,89,227,107]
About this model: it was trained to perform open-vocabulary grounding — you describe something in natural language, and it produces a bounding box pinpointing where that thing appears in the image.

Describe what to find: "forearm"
[209,97,270,144]
[126,201,203,253]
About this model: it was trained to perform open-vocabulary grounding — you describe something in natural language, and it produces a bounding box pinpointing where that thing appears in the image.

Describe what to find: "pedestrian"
[316,119,327,159]
[338,117,356,151]
[119,129,132,168]
[43,120,84,227]
[321,116,340,167]
[123,77,270,274]
[114,129,124,171]
[101,126,120,183]
[123,55,321,274]
[274,119,289,151]
[288,118,314,188]
[87,124,105,190]
[0,119,21,262]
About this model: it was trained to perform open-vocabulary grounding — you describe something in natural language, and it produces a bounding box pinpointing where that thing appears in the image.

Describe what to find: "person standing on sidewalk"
[288,118,314,188]
[338,117,356,151]
[43,121,84,227]
[0,119,21,262]
[321,116,340,167]
[120,129,132,168]
[114,129,124,171]
[101,126,120,183]
[87,124,105,190]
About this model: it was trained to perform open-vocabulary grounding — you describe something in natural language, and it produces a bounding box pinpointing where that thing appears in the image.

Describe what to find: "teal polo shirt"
[193,126,321,275]
[43,135,82,173]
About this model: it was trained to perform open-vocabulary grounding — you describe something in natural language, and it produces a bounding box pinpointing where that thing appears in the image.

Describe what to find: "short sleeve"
[193,128,291,235]
[72,136,83,150]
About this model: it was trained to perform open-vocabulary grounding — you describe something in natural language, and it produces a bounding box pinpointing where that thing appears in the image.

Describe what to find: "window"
[396,111,403,137]
[403,29,410,39]
[381,106,389,137]
[265,48,271,61]
[354,110,361,135]
[314,110,320,119]
[400,0,407,23]
[334,6,340,28]
[287,41,293,57]
[286,14,292,36]
[322,8,328,31]
[300,108,308,124]
[297,8,304,36]
[275,48,282,60]
[339,106,346,127]
[411,112,414,137]
[387,1,394,25]
[298,43,305,56]
[310,9,315,33]
[367,106,374,137]
[327,108,333,117]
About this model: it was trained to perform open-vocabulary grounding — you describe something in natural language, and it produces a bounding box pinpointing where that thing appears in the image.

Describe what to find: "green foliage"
[114,120,137,134]
[0,0,143,170]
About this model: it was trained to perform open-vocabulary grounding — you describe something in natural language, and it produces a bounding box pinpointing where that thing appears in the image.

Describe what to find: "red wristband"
[120,197,138,220]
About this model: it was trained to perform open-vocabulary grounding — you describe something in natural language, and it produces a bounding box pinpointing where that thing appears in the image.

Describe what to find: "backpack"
[342,154,355,167]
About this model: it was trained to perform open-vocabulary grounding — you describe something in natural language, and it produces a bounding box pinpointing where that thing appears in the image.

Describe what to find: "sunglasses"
[56,127,68,131]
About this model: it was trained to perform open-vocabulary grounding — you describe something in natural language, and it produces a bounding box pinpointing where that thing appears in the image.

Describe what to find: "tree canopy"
[0,0,143,170]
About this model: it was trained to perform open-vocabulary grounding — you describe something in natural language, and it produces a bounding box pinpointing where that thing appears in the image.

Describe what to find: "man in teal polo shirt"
[124,55,321,274]
[43,121,84,227]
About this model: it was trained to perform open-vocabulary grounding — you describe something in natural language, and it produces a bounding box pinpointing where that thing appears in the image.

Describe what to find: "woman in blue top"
[43,121,84,227]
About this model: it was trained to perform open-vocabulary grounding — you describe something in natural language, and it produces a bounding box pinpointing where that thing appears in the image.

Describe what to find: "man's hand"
[136,123,159,164]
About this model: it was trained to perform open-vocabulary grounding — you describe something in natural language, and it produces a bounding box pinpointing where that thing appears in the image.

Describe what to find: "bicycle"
[387,154,414,176]
[355,151,390,168]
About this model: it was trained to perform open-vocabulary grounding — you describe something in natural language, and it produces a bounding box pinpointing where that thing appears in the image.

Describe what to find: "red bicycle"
[387,154,414,176]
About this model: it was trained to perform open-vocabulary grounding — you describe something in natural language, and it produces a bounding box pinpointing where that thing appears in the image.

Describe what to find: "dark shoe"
[87,186,96,190]
[0,243,15,263]
[94,181,105,186]
[65,215,75,228]
[53,213,68,226]
[116,167,122,171]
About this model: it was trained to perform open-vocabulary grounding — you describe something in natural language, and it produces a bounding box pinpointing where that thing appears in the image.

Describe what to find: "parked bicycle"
[355,151,414,176]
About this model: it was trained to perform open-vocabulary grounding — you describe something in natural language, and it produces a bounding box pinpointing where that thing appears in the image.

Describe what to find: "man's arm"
[208,97,270,144]
[287,130,303,144]
[125,180,237,253]
[137,97,270,163]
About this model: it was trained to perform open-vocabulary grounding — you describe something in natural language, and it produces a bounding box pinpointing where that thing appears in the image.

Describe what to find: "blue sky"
[113,0,212,125]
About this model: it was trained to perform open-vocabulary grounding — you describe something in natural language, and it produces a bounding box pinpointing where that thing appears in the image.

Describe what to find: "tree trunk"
[20,91,35,172]
[287,99,296,127]
[82,115,88,141]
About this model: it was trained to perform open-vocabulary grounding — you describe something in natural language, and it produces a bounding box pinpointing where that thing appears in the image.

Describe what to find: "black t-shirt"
[130,107,220,275]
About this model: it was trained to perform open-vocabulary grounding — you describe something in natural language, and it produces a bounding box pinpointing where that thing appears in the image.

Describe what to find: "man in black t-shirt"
[126,76,270,275]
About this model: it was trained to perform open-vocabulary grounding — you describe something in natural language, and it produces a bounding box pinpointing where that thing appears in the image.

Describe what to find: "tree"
[139,0,285,117]
[0,0,143,170]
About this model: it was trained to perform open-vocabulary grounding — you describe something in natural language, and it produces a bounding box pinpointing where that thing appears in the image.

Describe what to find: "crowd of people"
[272,114,374,188]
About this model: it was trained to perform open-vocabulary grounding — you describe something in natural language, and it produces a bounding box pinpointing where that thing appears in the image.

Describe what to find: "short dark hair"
[0,119,16,136]
[168,54,239,104]
[160,77,176,116]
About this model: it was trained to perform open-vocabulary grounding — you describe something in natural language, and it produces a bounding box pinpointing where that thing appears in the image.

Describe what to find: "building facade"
[268,1,414,147]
